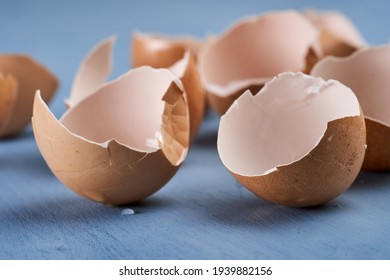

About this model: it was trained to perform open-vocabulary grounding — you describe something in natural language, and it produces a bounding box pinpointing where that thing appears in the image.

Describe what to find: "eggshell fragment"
[304,10,366,57]
[311,45,390,171]
[132,32,202,68]
[66,36,115,108]
[0,55,58,137]
[32,67,189,205]
[0,74,18,136]
[198,10,322,115]
[169,51,205,140]
[217,72,366,207]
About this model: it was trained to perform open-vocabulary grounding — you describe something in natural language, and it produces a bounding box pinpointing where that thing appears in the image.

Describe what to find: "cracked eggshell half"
[169,50,205,140]
[198,10,322,115]
[311,45,390,171]
[132,32,202,68]
[217,72,365,207]
[0,55,58,138]
[32,66,189,205]
[304,10,366,57]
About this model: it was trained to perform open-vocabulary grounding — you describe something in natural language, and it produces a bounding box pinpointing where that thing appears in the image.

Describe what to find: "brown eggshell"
[0,74,18,136]
[32,67,189,205]
[169,51,205,140]
[66,36,115,108]
[217,72,365,207]
[132,32,202,68]
[0,55,58,137]
[198,10,322,115]
[311,45,390,171]
[304,10,366,57]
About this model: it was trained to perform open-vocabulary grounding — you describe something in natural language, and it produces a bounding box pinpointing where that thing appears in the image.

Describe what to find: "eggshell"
[169,50,205,140]
[132,32,201,68]
[66,36,115,108]
[0,55,58,137]
[217,72,366,207]
[198,10,322,115]
[304,10,366,57]
[32,67,189,205]
[0,74,18,136]
[311,45,390,171]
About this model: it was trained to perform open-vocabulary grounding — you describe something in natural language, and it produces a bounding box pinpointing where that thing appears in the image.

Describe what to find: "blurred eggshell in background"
[0,55,58,138]
[66,36,115,108]
[33,67,189,205]
[217,72,366,207]
[198,10,322,115]
[311,45,390,171]
[169,50,205,140]
[304,10,366,57]
[132,32,202,68]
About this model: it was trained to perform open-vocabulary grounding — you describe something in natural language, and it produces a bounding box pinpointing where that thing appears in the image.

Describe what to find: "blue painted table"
[1,0,390,259]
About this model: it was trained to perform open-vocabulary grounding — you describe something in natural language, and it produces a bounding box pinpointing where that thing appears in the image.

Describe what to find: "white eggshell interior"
[311,45,390,127]
[199,10,319,96]
[218,72,360,176]
[61,66,183,152]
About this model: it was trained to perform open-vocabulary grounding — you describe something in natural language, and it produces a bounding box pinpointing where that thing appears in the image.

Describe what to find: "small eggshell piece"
[66,36,115,108]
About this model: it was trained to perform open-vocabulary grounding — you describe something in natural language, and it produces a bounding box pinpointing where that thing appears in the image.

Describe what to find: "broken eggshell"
[0,55,58,138]
[198,10,322,115]
[71,37,204,140]
[132,32,202,68]
[311,45,390,171]
[66,36,115,108]
[32,66,189,205]
[169,50,205,140]
[304,10,366,57]
[217,72,366,207]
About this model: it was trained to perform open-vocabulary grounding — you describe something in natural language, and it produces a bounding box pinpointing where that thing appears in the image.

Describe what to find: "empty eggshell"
[311,45,390,171]
[132,32,202,68]
[304,10,366,57]
[217,72,366,207]
[66,36,115,108]
[169,50,205,140]
[32,67,189,205]
[0,55,58,138]
[198,10,322,115]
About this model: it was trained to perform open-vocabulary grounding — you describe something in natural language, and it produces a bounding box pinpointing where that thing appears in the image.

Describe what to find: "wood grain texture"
[1,0,390,260]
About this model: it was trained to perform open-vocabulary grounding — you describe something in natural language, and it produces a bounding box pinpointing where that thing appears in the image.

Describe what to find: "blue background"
[1,0,390,259]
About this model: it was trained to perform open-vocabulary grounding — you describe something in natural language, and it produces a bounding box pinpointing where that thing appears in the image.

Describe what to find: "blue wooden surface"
[1,0,390,260]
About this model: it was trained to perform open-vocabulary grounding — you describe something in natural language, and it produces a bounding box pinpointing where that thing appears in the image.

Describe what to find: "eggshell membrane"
[32,67,189,205]
[132,32,202,68]
[169,51,205,140]
[311,45,390,171]
[304,10,366,57]
[0,55,58,137]
[218,72,365,207]
[198,10,322,115]
[66,36,115,108]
